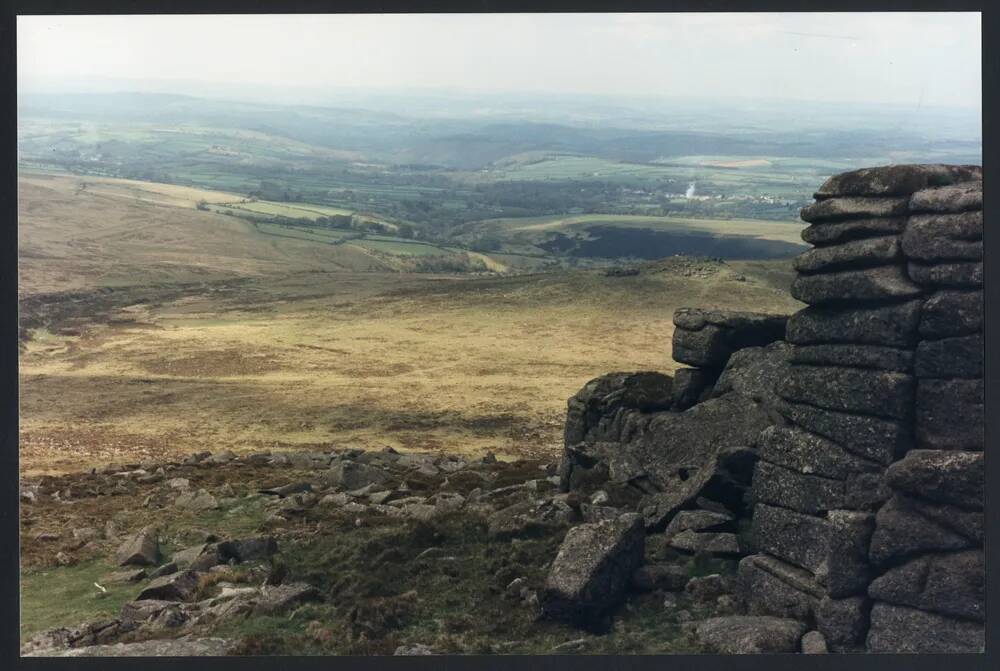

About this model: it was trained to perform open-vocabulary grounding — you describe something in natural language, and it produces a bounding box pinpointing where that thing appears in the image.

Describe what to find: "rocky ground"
[19,445,770,656]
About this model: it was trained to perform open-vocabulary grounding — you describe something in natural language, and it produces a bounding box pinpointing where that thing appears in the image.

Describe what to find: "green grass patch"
[20,558,145,642]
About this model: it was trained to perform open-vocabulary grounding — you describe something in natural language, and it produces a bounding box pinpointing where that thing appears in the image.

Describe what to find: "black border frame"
[1,2,994,670]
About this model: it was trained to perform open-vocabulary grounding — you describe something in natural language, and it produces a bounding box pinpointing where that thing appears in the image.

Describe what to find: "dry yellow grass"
[18,174,802,476]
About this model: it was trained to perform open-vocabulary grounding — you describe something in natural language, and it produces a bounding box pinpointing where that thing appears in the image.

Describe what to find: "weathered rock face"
[552,165,982,653]
[866,603,984,653]
[671,308,787,370]
[563,371,673,447]
[560,338,789,535]
[694,616,807,654]
[743,164,984,653]
[540,513,645,628]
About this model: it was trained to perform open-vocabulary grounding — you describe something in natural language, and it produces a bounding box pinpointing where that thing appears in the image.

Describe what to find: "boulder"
[915,378,983,450]
[789,343,913,373]
[174,489,219,511]
[325,461,388,490]
[914,334,982,379]
[540,513,645,627]
[793,236,900,273]
[148,562,178,579]
[670,367,718,410]
[136,570,200,602]
[189,545,225,572]
[663,509,733,537]
[487,498,574,540]
[752,503,831,574]
[918,289,982,338]
[801,217,907,246]
[800,196,909,223]
[883,494,983,544]
[394,643,436,656]
[739,554,822,621]
[901,211,983,261]
[817,595,869,652]
[785,300,921,348]
[868,550,983,622]
[671,308,787,369]
[115,527,158,567]
[885,450,983,509]
[709,342,791,408]
[907,260,982,288]
[790,265,921,305]
[908,181,982,214]
[866,603,984,653]
[813,164,981,199]
[757,425,880,480]
[171,544,208,569]
[694,616,807,654]
[564,371,673,446]
[564,393,770,529]
[752,461,845,514]
[685,574,735,602]
[801,631,828,654]
[668,530,740,555]
[869,495,974,566]
[252,583,322,616]
[778,365,914,421]
[776,400,906,465]
[823,510,876,598]
[25,638,233,657]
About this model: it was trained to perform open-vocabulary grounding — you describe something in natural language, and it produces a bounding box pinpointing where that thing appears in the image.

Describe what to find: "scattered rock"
[324,461,388,490]
[801,630,828,654]
[252,583,322,616]
[259,482,312,498]
[116,527,158,567]
[394,643,435,655]
[540,513,645,628]
[26,638,233,657]
[136,570,200,602]
[694,616,807,654]
[174,489,219,511]
[148,562,178,579]
[685,574,734,602]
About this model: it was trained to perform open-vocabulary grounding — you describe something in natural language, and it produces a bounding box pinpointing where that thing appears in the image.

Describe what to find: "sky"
[17,13,982,109]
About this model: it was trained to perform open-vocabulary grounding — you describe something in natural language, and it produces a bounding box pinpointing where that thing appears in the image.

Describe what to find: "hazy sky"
[18,13,981,109]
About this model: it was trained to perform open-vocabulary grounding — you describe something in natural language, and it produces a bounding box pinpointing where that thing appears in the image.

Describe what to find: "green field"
[470,212,805,245]
[355,236,457,256]
[218,201,356,220]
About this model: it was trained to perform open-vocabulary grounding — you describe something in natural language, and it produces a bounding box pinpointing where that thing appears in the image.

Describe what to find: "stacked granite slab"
[740,164,984,653]
[671,308,788,410]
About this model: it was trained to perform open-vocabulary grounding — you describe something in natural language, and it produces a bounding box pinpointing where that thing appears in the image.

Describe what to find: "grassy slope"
[18,172,801,475]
